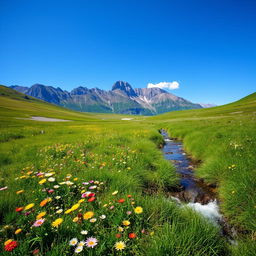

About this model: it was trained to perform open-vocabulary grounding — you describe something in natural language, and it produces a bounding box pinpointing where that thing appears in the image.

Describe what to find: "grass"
[0,85,255,255]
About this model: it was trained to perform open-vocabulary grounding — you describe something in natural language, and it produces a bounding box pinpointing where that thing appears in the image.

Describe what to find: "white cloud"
[147,81,180,90]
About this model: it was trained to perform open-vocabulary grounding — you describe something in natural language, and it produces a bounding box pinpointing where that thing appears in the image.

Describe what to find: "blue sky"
[0,0,255,105]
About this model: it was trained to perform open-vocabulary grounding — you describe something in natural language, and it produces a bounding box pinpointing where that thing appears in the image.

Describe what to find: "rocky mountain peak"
[111,81,137,97]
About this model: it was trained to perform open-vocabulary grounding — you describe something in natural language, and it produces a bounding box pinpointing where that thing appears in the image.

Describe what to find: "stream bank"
[160,129,237,241]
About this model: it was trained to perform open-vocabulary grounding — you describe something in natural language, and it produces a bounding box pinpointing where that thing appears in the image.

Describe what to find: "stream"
[160,129,236,240]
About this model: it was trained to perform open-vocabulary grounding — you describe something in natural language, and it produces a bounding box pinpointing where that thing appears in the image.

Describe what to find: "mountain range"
[10,81,203,115]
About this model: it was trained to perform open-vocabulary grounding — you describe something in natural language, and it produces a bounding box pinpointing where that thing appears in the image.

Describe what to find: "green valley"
[0,85,255,255]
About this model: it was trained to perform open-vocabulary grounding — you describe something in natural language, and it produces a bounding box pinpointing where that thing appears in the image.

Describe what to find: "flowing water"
[160,130,226,226]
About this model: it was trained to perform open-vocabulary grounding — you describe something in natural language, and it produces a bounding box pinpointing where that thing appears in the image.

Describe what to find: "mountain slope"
[10,81,202,115]
[0,85,96,121]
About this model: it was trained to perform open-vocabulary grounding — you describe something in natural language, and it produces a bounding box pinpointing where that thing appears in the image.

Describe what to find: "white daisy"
[69,238,78,246]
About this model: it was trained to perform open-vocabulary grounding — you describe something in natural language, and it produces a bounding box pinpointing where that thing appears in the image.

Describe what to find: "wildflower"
[65,209,72,214]
[48,189,54,194]
[118,198,125,203]
[55,196,61,199]
[134,206,143,214]
[69,238,78,246]
[127,194,132,198]
[24,203,35,211]
[127,211,132,215]
[109,205,115,210]
[118,226,124,232]
[116,233,121,238]
[16,190,24,194]
[84,211,94,220]
[36,212,46,220]
[40,198,52,207]
[75,246,83,253]
[53,185,60,189]
[71,203,80,211]
[115,241,126,251]
[89,185,97,190]
[77,241,86,247]
[15,207,23,212]
[4,240,18,251]
[56,209,63,214]
[90,218,97,223]
[112,190,118,195]
[100,214,106,219]
[45,172,54,177]
[32,249,40,255]
[51,218,63,228]
[122,220,130,226]
[128,233,136,239]
[73,217,79,222]
[88,197,96,202]
[4,239,13,246]
[85,237,98,248]
[15,229,22,235]
[33,218,45,227]
[48,177,55,182]
[0,186,8,191]
[39,179,47,185]
[81,230,88,235]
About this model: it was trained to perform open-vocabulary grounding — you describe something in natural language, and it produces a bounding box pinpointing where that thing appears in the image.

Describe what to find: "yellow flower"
[4,239,13,246]
[83,211,94,220]
[122,220,130,226]
[39,179,47,185]
[112,190,118,195]
[70,203,80,211]
[74,178,78,181]
[78,199,85,204]
[16,190,24,194]
[65,209,72,214]
[24,203,35,211]
[15,229,22,235]
[36,212,47,220]
[73,217,79,222]
[51,218,63,228]
[115,241,126,251]
[134,206,143,214]
[118,226,124,232]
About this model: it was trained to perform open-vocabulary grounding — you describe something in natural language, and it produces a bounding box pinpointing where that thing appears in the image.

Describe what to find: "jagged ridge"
[10,81,202,115]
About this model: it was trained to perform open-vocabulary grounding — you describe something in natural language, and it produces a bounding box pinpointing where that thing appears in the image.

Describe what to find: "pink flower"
[85,237,98,248]
[33,218,45,227]
[0,186,8,191]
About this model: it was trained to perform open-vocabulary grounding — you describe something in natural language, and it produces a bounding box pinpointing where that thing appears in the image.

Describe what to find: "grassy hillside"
[0,86,255,255]
[151,92,256,255]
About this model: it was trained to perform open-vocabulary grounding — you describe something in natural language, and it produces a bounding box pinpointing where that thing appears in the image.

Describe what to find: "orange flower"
[40,198,52,207]
[88,197,96,202]
[118,198,125,203]
[15,207,23,212]
[128,233,136,239]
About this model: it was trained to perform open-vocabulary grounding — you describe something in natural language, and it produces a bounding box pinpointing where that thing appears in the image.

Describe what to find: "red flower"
[115,233,121,238]
[88,197,96,202]
[118,198,125,203]
[33,249,40,255]
[15,207,23,212]
[127,195,132,198]
[128,233,137,239]
[4,241,18,251]
[88,193,95,197]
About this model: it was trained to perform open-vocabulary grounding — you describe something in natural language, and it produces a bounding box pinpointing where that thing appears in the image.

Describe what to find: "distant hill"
[10,81,202,115]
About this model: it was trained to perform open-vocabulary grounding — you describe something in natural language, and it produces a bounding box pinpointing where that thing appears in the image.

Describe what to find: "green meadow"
[0,85,255,255]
